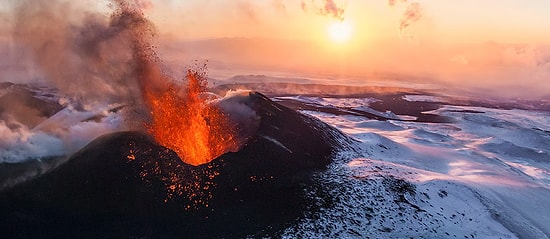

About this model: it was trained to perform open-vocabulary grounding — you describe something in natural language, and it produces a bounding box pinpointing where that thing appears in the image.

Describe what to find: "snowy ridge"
[283,157,518,238]
[403,94,447,103]
[2,81,549,237]
[275,96,380,108]
[279,98,550,238]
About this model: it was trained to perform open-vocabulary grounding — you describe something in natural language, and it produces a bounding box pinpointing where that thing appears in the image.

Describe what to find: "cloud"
[388,0,411,7]
[10,0,146,105]
[387,0,423,35]
[301,1,307,12]
[301,0,345,21]
[400,2,422,34]
[271,0,287,14]
[238,0,258,21]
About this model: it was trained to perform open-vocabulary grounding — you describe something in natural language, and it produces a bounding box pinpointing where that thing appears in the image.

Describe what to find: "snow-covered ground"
[2,82,549,238]
[281,95,550,238]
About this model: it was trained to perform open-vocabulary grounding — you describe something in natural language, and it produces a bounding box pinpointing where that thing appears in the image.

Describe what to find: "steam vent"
[0,92,354,238]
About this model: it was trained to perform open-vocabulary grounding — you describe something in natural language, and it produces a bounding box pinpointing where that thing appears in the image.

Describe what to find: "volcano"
[0,91,355,238]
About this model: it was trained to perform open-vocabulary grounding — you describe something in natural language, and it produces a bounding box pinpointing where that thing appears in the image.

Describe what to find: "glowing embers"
[144,70,238,166]
[126,140,219,209]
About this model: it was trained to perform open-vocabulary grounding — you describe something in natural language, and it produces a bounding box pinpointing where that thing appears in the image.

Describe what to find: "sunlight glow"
[327,21,352,43]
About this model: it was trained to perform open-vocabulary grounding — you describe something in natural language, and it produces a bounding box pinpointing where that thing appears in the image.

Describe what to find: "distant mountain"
[0,82,62,128]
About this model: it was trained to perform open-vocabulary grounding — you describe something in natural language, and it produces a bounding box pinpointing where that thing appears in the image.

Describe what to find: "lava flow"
[143,70,239,166]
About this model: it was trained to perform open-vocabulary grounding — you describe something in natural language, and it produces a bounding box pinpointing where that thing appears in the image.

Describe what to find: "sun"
[327,20,353,43]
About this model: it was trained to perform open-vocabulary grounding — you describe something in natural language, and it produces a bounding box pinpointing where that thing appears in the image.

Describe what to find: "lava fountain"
[108,1,239,166]
[143,70,239,166]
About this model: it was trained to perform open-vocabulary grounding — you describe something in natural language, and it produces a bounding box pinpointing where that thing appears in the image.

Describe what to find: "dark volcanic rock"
[0,92,354,238]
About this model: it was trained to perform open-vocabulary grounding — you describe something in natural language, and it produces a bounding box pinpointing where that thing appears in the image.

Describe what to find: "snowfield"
[1,81,549,238]
[280,95,550,238]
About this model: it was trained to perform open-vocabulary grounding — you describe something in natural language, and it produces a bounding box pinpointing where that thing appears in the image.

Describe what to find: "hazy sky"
[1,0,549,99]
[137,1,550,98]
[144,0,550,44]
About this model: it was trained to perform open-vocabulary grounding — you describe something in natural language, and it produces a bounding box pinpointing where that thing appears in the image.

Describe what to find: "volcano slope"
[0,92,355,238]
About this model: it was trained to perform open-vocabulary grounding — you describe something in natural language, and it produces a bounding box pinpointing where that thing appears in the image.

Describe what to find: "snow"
[275,96,379,108]
[277,96,417,121]
[0,103,125,163]
[2,83,550,237]
[262,136,293,153]
[403,94,447,103]
[352,106,401,120]
[285,99,550,238]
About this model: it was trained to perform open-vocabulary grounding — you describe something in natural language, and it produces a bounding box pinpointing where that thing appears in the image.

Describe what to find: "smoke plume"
[214,90,261,147]
[11,0,147,106]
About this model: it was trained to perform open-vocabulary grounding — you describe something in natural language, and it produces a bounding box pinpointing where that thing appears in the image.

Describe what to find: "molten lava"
[144,70,238,166]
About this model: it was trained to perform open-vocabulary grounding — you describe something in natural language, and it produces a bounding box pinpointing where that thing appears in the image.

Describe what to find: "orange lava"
[144,70,238,166]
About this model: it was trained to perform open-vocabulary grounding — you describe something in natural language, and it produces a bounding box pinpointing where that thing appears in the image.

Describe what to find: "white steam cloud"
[10,0,144,105]
[214,90,261,147]
[0,91,126,164]
[0,119,64,163]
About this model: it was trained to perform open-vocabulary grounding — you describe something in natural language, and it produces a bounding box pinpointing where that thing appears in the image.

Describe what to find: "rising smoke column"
[1,0,143,164]
[6,0,239,165]
[10,0,173,114]
[11,0,147,106]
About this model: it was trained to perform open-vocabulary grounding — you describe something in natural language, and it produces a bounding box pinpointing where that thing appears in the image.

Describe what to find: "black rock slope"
[0,92,355,238]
